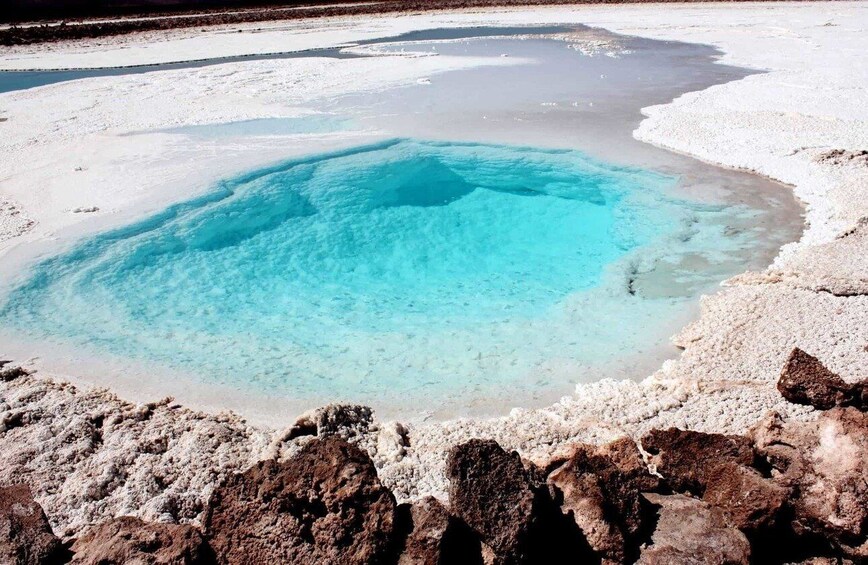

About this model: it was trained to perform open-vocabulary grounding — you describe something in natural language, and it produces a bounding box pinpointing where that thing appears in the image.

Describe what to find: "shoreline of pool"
[0,1,865,538]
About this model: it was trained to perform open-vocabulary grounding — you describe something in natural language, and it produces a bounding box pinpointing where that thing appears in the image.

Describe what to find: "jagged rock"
[548,469,621,563]
[286,403,373,439]
[641,428,755,496]
[777,348,865,410]
[637,493,751,565]
[447,439,537,563]
[396,496,481,565]
[0,483,64,565]
[643,427,789,534]
[205,436,397,565]
[547,437,659,563]
[701,461,789,532]
[69,516,212,564]
[750,409,868,559]
[447,439,594,564]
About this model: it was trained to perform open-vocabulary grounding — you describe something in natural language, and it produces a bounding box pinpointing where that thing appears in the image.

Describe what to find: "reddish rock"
[637,493,751,565]
[701,462,789,532]
[447,439,595,564]
[641,428,755,496]
[0,484,64,565]
[205,436,397,565]
[750,409,868,559]
[547,438,659,563]
[777,348,865,410]
[70,516,212,564]
[396,497,481,565]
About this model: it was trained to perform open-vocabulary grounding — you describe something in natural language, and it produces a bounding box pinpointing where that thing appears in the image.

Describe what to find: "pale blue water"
[0,27,803,416]
[0,138,747,407]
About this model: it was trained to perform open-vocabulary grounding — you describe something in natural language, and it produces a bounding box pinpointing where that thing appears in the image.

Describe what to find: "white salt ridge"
[0,0,866,526]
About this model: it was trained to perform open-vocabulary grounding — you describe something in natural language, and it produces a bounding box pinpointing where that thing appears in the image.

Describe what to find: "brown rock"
[205,436,397,565]
[70,516,212,564]
[447,439,537,563]
[447,439,594,564]
[750,409,868,559]
[777,348,865,410]
[547,438,659,563]
[549,468,622,563]
[396,497,481,565]
[641,428,755,496]
[701,462,789,532]
[637,493,751,565]
[0,483,64,565]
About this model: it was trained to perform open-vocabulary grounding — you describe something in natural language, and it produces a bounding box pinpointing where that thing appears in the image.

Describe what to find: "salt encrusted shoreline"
[0,0,867,543]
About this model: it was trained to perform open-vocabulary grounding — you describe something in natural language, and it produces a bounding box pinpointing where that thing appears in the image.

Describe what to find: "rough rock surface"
[446,439,593,564]
[446,439,537,563]
[700,461,789,532]
[70,516,212,565]
[0,483,64,565]
[547,437,659,563]
[750,408,868,559]
[642,427,791,534]
[396,496,481,565]
[641,428,755,496]
[205,436,397,565]
[637,493,751,565]
[0,370,272,539]
[777,348,866,410]
[285,404,374,440]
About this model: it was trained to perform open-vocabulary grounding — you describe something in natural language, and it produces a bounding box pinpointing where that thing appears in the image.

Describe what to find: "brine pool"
[0,26,803,418]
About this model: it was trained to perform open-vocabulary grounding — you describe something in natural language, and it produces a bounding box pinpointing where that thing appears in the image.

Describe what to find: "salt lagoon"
[0,2,866,546]
[0,26,803,417]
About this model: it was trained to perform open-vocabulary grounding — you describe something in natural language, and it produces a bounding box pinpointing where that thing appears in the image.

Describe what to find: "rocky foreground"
[0,348,865,564]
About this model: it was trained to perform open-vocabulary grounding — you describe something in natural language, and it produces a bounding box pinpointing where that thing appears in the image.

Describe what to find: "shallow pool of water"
[0,26,803,418]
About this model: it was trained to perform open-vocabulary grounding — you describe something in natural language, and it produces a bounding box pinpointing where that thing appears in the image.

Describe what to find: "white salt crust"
[1,1,867,535]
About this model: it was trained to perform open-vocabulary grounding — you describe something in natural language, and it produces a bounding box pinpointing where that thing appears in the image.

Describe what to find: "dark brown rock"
[396,497,482,565]
[447,439,595,565]
[205,436,397,565]
[547,438,659,563]
[641,428,755,496]
[447,439,537,563]
[0,484,64,565]
[777,348,865,410]
[637,493,751,565]
[70,516,212,564]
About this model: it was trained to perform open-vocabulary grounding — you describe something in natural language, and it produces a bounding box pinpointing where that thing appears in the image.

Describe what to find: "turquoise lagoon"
[0,138,769,411]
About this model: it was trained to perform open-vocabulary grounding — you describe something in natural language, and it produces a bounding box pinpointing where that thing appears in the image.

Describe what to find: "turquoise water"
[0,139,760,408]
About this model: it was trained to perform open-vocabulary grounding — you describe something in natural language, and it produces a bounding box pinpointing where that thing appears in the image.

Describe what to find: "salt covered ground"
[1,1,867,534]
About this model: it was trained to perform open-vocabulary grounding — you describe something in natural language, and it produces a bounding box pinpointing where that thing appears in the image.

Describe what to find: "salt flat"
[0,1,866,534]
